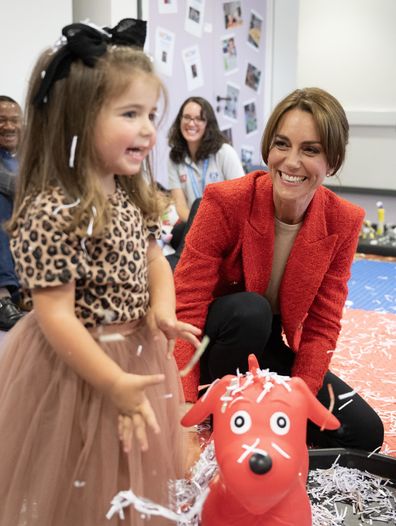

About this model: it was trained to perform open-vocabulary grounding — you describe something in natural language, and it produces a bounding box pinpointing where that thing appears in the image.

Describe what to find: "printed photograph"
[244,101,258,134]
[224,83,240,120]
[241,145,254,172]
[188,6,200,23]
[247,10,263,49]
[245,63,261,91]
[222,35,238,73]
[223,1,243,29]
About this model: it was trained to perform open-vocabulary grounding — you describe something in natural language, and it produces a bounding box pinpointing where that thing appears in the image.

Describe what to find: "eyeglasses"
[181,114,206,125]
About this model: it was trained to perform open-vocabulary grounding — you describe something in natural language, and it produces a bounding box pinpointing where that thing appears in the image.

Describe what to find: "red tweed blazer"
[174,171,365,402]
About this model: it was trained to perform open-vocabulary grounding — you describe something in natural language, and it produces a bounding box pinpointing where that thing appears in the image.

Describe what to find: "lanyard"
[186,158,209,200]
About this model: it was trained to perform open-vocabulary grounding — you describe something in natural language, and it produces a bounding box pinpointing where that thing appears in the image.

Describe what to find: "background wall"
[296,0,396,191]
[1,0,395,190]
[1,0,73,106]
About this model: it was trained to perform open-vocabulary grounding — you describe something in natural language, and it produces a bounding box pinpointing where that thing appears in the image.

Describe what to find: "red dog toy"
[182,355,340,525]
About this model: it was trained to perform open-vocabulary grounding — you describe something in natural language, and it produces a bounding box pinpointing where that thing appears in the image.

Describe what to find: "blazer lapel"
[280,188,339,329]
[242,175,275,293]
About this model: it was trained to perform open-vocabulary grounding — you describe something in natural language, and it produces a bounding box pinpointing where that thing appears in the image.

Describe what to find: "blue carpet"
[347,259,396,313]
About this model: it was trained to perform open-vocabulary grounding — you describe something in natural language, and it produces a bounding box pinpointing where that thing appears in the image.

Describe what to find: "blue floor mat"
[347,259,396,313]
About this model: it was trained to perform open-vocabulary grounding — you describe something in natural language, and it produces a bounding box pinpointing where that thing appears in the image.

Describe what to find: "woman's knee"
[205,292,272,339]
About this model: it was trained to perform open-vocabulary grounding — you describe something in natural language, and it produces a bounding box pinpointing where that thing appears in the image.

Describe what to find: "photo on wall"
[244,100,258,135]
[245,62,261,92]
[221,126,233,146]
[247,9,263,50]
[241,145,254,172]
[224,82,240,121]
[223,1,243,29]
[221,35,238,74]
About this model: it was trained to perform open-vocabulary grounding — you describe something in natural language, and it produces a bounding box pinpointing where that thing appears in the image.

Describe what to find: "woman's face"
[180,101,207,148]
[267,108,329,222]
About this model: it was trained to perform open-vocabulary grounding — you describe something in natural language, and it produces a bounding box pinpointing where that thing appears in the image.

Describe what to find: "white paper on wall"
[182,45,204,91]
[158,0,178,15]
[184,0,205,38]
[154,27,175,77]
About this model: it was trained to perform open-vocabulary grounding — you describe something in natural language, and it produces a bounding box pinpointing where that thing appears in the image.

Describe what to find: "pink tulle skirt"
[0,313,185,525]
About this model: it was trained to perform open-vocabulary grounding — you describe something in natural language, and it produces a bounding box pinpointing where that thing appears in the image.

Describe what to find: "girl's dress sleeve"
[11,198,89,290]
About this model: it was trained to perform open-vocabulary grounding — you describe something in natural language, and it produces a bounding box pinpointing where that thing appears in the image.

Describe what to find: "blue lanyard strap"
[186,158,209,199]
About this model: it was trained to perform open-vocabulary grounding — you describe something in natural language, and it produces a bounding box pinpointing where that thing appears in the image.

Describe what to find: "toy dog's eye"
[230,410,252,434]
[270,411,290,435]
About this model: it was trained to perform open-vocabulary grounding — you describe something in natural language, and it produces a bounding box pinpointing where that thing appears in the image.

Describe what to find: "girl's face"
[180,101,207,148]
[94,73,159,187]
[267,108,329,222]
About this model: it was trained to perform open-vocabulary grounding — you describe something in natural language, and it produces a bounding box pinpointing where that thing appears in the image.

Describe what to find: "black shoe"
[0,297,25,331]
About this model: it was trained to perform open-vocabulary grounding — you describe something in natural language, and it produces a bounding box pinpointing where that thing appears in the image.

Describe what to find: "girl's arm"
[147,238,201,353]
[171,188,190,223]
[32,283,164,451]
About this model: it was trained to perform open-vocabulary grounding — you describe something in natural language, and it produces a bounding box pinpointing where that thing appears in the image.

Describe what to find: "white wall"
[73,0,138,27]
[0,0,72,106]
[297,0,396,190]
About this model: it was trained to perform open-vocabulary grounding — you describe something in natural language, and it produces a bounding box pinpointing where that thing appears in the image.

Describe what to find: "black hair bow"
[34,18,147,106]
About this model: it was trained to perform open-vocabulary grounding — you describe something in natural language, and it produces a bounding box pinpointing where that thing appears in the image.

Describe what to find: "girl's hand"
[109,371,164,451]
[148,308,201,357]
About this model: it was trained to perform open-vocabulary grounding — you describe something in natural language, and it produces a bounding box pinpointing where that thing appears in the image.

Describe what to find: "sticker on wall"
[221,34,238,74]
[224,82,240,121]
[182,45,204,91]
[244,100,258,135]
[241,145,254,172]
[247,9,263,50]
[245,62,261,92]
[154,27,175,77]
[221,126,233,146]
[158,0,178,14]
[185,0,205,38]
[223,1,243,30]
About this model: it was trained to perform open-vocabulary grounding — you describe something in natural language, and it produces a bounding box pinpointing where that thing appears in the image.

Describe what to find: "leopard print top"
[11,184,160,327]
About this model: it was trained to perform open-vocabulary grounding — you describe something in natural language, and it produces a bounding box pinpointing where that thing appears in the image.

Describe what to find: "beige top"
[265,217,302,313]
[11,184,160,327]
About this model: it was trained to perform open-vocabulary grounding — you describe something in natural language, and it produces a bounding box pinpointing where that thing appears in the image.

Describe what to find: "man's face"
[0,101,22,153]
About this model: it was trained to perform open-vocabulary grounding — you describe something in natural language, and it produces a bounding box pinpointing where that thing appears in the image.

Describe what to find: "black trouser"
[200,291,384,451]
[166,198,202,271]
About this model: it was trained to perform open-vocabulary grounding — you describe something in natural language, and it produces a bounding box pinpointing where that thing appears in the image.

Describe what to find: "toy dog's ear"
[292,377,340,431]
[181,376,233,427]
[248,353,260,374]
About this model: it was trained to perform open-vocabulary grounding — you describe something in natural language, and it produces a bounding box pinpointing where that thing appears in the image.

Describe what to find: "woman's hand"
[109,371,165,452]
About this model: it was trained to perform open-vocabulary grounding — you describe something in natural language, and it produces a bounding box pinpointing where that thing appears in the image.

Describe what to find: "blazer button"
[230,281,239,285]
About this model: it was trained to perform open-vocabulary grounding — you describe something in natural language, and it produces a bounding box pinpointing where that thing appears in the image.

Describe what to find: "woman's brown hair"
[9,45,167,236]
[261,87,349,176]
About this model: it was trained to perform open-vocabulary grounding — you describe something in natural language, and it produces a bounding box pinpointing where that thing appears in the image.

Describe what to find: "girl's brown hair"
[261,87,349,176]
[168,96,227,164]
[10,45,167,235]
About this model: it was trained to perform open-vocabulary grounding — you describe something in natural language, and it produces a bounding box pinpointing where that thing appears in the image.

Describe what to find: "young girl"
[0,20,200,526]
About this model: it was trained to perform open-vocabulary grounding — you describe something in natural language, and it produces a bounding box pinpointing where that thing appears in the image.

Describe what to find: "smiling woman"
[167,96,245,223]
[173,87,385,455]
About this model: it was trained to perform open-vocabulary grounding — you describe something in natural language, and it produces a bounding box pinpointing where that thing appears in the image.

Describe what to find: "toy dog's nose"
[249,453,272,474]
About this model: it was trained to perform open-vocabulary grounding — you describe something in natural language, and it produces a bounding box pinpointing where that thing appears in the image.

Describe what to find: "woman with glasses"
[167,97,244,223]
[166,97,244,269]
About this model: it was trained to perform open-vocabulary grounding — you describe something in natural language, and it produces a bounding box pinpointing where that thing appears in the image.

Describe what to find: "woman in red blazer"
[174,87,384,450]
